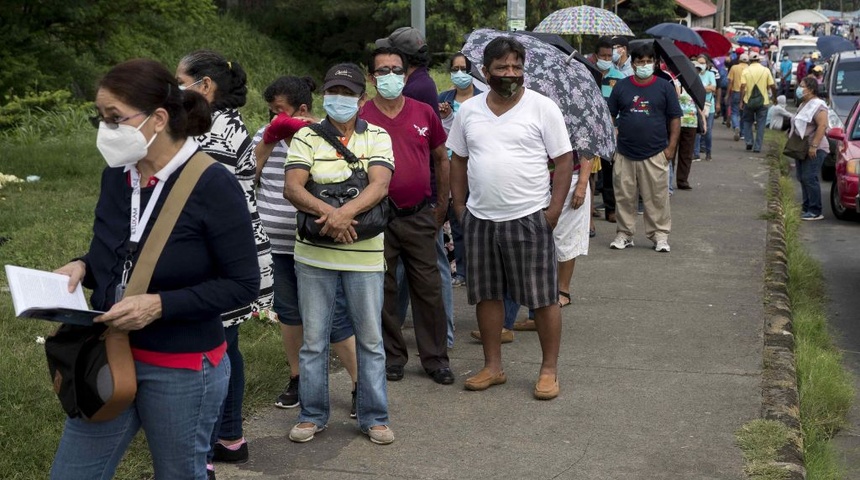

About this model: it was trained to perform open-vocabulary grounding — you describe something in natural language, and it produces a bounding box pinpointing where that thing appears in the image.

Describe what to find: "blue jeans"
[503,295,520,330]
[437,229,455,347]
[295,262,388,432]
[271,253,354,342]
[743,104,769,152]
[796,149,826,216]
[730,92,742,130]
[694,111,715,155]
[448,204,466,281]
[208,326,243,463]
[51,357,230,479]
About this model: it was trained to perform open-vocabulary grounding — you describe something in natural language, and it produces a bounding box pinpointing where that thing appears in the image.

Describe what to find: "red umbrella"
[674,27,732,59]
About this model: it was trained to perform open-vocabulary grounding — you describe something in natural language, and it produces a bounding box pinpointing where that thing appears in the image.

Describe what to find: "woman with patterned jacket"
[176,50,274,474]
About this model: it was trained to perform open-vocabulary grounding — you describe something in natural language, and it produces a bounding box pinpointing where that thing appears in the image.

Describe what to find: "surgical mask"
[96,115,157,168]
[323,94,360,123]
[487,75,524,98]
[596,59,613,71]
[635,64,654,79]
[375,73,405,99]
[612,49,622,62]
[451,70,473,89]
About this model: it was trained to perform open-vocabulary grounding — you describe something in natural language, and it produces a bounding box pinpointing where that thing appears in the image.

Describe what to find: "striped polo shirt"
[252,126,296,254]
[285,119,394,272]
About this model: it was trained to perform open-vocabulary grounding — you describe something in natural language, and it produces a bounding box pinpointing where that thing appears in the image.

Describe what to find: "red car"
[829,98,860,221]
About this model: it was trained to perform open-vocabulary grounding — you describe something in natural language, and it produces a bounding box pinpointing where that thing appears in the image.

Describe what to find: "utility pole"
[411,0,425,39]
[715,0,725,31]
[725,0,731,27]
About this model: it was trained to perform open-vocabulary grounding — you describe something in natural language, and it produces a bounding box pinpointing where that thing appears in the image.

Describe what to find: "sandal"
[558,291,571,308]
[589,228,596,238]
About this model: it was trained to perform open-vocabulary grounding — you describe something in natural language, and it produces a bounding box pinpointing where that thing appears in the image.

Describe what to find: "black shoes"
[213,441,249,464]
[677,182,693,190]
[746,144,753,151]
[386,365,404,381]
[428,367,455,385]
[275,376,300,409]
[350,389,357,419]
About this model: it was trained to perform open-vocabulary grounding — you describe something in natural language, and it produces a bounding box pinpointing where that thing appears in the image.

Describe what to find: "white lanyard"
[129,167,166,245]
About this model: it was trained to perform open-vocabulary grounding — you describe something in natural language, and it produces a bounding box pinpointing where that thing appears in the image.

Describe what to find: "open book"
[5,265,103,326]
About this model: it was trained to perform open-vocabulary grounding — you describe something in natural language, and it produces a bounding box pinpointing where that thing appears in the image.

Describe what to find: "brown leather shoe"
[511,319,536,331]
[470,328,514,344]
[534,374,559,400]
[464,368,507,391]
[605,211,617,223]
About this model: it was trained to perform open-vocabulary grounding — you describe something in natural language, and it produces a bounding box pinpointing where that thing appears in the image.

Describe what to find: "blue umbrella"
[645,23,705,47]
[817,35,856,59]
[736,36,762,47]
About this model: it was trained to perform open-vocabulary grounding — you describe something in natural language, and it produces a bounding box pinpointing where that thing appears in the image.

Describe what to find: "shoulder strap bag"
[46,153,215,422]
[295,122,391,244]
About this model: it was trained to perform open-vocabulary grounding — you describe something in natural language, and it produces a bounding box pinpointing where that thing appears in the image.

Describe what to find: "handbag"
[296,121,391,244]
[783,132,809,161]
[45,153,215,422]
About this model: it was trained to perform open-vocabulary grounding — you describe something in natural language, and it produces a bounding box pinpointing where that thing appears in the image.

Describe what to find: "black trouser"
[601,157,615,214]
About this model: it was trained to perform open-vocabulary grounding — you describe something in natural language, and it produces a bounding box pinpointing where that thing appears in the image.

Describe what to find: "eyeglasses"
[373,66,405,76]
[450,66,468,73]
[178,79,203,91]
[89,111,147,129]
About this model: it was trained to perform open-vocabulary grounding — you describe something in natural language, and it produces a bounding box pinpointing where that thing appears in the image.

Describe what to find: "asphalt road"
[795,177,860,477]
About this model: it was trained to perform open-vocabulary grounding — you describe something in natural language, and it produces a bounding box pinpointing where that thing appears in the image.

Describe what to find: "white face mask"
[96,115,157,168]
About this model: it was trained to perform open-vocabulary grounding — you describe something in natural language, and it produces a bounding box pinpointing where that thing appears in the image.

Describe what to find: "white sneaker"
[654,239,671,252]
[289,423,325,443]
[609,235,634,250]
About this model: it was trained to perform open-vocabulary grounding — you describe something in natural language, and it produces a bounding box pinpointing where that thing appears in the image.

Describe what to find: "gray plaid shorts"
[463,209,557,309]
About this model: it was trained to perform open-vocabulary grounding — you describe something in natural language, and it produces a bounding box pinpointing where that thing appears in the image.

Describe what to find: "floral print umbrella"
[533,6,633,37]
[460,28,616,160]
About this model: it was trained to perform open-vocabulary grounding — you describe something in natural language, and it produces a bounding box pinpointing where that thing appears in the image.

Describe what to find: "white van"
[770,38,820,96]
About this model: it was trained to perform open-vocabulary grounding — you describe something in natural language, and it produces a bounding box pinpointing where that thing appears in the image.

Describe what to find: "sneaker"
[654,239,671,252]
[594,203,606,212]
[609,234,634,250]
[451,276,466,287]
[275,376,300,409]
[289,423,325,443]
[350,389,357,419]
[213,439,249,464]
[746,144,753,151]
[801,212,824,221]
[366,425,395,445]
[692,157,702,162]
[207,465,216,480]
[733,130,740,141]
[705,152,712,161]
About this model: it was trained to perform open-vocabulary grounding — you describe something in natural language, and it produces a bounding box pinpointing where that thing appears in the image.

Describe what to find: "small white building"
[676,0,717,28]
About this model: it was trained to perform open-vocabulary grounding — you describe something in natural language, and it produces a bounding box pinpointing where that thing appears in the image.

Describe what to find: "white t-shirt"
[446,88,572,222]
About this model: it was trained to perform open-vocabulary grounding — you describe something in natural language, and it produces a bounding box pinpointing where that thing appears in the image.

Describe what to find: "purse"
[295,122,391,244]
[783,132,810,161]
[45,152,215,422]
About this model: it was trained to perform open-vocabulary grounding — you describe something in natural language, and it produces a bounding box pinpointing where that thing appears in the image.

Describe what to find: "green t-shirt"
[285,119,395,272]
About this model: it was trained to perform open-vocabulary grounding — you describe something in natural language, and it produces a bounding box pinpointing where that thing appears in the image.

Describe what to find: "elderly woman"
[51,59,259,479]
[175,50,274,471]
[791,76,830,221]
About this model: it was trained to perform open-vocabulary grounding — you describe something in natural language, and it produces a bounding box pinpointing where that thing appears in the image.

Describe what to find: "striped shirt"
[285,119,394,272]
[252,126,296,254]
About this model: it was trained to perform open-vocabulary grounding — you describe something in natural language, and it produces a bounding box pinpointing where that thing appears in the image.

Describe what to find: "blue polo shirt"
[607,75,682,160]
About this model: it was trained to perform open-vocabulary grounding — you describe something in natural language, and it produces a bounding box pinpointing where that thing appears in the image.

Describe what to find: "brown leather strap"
[125,152,215,296]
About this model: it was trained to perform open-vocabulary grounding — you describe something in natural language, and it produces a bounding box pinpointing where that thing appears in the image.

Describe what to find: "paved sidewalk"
[219,125,769,479]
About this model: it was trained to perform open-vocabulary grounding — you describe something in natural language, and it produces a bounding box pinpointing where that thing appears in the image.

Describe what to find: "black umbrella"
[817,35,855,59]
[519,31,603,88]
[646,23,706,47]
[631,38,706,110]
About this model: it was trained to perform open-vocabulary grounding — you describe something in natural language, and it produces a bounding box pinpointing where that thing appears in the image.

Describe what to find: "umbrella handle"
[565,51,579,64]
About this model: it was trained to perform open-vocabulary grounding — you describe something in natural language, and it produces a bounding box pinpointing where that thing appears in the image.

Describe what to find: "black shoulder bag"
[296,122,391,244]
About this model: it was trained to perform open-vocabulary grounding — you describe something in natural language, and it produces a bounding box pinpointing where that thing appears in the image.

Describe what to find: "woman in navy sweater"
[51,59,259,480]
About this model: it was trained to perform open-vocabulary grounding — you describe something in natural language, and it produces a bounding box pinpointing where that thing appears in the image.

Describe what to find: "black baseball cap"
[322,63,365,94]
[611,36,629,48]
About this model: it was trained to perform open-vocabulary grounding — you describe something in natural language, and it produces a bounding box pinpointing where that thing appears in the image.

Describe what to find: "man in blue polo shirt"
[607,42,681,253]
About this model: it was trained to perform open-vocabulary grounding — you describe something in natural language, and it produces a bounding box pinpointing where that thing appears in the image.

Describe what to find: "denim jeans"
[796,149,826,216]
[51,356,230,480]
[730,91,742,130]
[208,326,243,462]
[503,295,520,330]
[694,111,715,155]
[743,104,769,152]
[295,262,388,432]
[437,228,455,347]
[447,204,466,281]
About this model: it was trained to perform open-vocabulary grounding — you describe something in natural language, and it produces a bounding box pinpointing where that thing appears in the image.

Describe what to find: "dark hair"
[596,37,613,53]
[369,47,409,73]
[98,58,211,141]
[405,50,430,68]
[482,37,526,68]
[179,49,248,110]
[449,52,472,72]
[630,43,656,62]
[799,76,818,91]
[263,76,316,110]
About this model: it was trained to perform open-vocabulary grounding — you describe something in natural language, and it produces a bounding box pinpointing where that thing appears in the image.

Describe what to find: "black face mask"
[487,75,524,98]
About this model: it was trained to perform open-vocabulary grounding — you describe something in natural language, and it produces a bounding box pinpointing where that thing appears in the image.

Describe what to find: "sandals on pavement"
[558,291,571,308]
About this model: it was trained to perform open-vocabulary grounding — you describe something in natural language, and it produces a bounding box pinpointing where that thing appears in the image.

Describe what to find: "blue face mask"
[323,94,360,123]
[375,73,405,99]
[612,49,621,63]
[596,59,613,71]
[451,70,473,89]
[635,64,654,79]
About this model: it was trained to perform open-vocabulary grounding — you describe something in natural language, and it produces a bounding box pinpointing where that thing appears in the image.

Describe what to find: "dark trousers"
[381,207,449,371]
[601,157,615,213]
[676,127,697,185]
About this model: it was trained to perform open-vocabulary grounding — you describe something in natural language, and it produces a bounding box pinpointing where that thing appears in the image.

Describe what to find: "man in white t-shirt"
[447,36,574,401]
